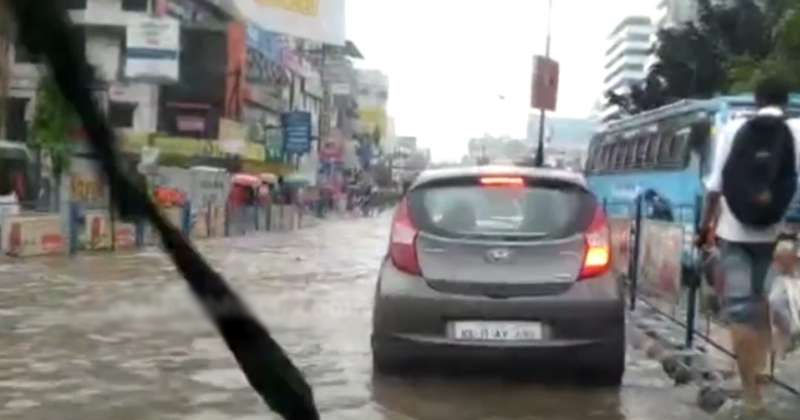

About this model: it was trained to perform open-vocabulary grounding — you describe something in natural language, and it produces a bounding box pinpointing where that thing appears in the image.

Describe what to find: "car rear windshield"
[408,178,596,240]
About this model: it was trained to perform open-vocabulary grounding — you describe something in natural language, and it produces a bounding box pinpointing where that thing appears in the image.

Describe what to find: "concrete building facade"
[8,0,165,142]
[355,69,389,152]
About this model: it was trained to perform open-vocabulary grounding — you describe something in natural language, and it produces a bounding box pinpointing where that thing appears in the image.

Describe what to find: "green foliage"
[30,75,78,178]
[726,1,800,91]
[610,0,800,116]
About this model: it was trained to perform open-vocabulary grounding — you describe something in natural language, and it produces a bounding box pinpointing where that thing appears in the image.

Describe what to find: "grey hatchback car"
[371,166,625,384]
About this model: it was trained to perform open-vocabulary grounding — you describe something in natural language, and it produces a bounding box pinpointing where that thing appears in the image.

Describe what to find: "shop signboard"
[265,127,284,160]
[281,111,312,155]
[531,55,560,111]
[125,17,180,83]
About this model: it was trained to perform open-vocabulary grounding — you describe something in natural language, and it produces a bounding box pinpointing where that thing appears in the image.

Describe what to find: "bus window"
[596,145,608,172]
[626,141,636,168]
[657,130,691,167]
[635,136,647,167]
[603,145,613,171]
[658,133,674,164]
[613,143,625,170]
[690,121,713,176]
[647,134,661,164]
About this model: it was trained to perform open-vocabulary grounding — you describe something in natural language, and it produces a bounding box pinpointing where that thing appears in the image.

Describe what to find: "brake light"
[479,176,524,187]
[389,198,422,275]
[579,206,611,280]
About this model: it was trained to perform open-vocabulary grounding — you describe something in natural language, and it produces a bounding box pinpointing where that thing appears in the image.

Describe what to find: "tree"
[727,0,800,91]
[608,0,796,115]
[30,75,78,185]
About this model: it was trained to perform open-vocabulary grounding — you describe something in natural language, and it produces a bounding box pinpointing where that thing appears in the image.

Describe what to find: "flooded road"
[0,215,710,420]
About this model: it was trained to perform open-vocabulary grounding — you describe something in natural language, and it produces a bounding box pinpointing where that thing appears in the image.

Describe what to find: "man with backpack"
[698,77,800,412]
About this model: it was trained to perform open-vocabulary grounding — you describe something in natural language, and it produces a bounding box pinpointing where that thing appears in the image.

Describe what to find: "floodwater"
[0,214,714,419]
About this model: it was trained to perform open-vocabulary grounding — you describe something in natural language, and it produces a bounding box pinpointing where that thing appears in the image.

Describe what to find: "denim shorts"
[718,240,776,327]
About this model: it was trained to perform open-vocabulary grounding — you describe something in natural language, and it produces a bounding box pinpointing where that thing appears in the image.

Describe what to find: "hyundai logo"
[485,248,514,263]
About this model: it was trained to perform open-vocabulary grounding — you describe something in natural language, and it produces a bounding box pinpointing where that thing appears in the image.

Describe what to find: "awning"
[0,141,30,160]
[232,173,262,187]
[260,173,278,184]
[283,173,311,187]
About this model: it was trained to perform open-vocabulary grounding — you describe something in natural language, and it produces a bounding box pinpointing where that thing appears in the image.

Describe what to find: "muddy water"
[0,215,713,419]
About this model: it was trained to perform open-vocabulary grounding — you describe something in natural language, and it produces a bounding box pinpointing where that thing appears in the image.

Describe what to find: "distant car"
[371,166,625,384]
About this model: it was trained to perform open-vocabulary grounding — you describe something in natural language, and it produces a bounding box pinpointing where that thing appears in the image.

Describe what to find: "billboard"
[358,107,387,139]
[531,56,559,111]
[282,111,312,155]
[125,17,180,82]
[233,0,345,45]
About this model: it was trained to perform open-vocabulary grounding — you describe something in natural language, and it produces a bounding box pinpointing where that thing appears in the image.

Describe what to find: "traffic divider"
[1,214,66,257]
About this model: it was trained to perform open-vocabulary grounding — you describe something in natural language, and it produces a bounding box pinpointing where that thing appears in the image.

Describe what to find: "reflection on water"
[0,216,716,419]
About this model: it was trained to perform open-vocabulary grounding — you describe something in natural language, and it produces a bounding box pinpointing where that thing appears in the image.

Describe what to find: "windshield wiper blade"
[5,2,319,419]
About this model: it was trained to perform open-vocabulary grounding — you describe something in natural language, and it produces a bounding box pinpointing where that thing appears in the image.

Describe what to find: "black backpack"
[722,115,797,227]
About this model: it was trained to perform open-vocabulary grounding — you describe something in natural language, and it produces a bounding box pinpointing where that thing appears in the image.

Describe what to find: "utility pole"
[534,0,553,167]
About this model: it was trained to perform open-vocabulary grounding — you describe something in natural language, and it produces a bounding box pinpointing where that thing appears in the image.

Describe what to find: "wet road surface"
[0,215,712,419]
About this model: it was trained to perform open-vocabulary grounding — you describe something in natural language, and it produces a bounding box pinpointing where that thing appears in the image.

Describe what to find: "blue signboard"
[282,111,312,155]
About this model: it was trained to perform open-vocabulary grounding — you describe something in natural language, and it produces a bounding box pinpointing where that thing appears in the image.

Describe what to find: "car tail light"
[390,198,422,275]
[479,176,525,187]
[579,206,611,280]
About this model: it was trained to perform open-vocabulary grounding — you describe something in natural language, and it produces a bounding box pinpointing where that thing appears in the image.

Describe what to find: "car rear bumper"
[374,262,624,332]
[372,261,625,367]
[371,333,623,370]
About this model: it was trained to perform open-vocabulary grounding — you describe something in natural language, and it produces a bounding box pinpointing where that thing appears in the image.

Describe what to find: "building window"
[646,134,660,164]
[122,0,149,12]
[64,0,88,9]
[71,27,87,58]
[14,43,41,64]
[5,98,30,142]
[109,102,137,128]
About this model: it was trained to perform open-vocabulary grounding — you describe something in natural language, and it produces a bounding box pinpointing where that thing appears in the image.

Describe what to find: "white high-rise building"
[601,16,654,121]
[655,0,699,29]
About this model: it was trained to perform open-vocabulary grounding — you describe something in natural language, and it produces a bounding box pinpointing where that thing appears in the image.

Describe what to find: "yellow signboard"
[219,118,246,142]
[256,0,319,16]
[120,132,266,162]
[358,107,387,138]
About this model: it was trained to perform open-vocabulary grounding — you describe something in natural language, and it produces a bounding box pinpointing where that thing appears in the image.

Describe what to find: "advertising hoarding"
[234,0,345,45]
[126,17,180,82]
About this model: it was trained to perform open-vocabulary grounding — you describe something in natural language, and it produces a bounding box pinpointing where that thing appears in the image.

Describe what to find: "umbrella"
[232,173,262,188]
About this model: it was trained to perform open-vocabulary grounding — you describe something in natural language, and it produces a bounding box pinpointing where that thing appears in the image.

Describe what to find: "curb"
[629,305,732,414]
[631,301,800,416]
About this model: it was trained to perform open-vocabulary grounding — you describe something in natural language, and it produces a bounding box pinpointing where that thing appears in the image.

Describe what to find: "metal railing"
[609,193,800,396]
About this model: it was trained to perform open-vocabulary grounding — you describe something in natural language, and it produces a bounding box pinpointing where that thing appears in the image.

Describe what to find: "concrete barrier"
[2,214,66,257]
[83,210,112,251]
[114,222,137,250]
[191,208,210,239]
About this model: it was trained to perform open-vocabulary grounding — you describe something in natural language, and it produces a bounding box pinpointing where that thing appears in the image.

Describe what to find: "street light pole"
[534,0,553,167]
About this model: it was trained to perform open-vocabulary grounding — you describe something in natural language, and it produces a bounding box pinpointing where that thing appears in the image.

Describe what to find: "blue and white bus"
[585,95,800,267]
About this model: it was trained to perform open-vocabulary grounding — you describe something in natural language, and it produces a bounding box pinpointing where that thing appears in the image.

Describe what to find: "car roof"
[412,165,587,189]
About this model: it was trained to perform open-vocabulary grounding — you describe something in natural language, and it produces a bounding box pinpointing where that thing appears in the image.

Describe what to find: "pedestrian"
[0,176,21,252]
[768,240,800,360]
[697,76,800,413]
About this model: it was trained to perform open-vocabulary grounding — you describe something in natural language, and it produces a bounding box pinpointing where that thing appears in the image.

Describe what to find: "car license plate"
[450,321,543,341]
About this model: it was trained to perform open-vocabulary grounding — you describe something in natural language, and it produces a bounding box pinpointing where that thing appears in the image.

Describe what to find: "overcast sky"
[346,0,657,161]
